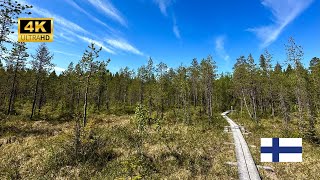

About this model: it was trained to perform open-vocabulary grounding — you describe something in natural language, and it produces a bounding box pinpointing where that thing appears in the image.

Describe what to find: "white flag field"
[261,138,302,162]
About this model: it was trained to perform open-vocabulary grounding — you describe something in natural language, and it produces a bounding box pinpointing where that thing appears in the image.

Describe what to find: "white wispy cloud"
[53,50,81,58]
[56,31,76,42]
[77,35,116,54]
[54,67,66,72]
[173,24,180,39]
[215,36,230,61]
[172,16,180,39]
[65,0,117,34]
[28,4,89,35]
[20,0,92,45]
[154,0,173,16]
[106,39,144,56]
[154,1,181,39]
[87,0,127,27]
[249,0,314,48]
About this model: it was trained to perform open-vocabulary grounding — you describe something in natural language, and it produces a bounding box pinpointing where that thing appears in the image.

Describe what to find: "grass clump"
[0,110,238,179]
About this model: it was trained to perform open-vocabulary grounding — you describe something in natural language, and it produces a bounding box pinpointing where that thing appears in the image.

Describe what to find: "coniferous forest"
[0,1,319,179]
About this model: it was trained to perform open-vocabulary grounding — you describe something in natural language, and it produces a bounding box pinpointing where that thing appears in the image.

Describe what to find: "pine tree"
[272,62,291,124]
[0,0,32,58]
[6,42,28,114]
[259,50,274,117]
[145,58,155,117]
[137,65,148,103]
[247,54,258,121]
[189,58,200,107]
[175,65,191,124]
[80,43,102,127]
[200,56,217,123]
[30,43,53,119]
[155,62,168,120]
[0,56,6,110]
[309,57,320,114]
[233,55,251,118]
[285,37,314,132]
[96,60,110,111]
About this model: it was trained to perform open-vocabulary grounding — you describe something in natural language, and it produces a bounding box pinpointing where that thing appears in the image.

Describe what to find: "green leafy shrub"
[134,104,150,133]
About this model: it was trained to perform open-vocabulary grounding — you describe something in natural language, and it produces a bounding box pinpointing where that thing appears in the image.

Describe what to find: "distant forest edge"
[1,1,319,144]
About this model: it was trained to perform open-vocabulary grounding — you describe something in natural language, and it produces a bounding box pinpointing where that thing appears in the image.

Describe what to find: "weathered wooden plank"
[222,111,261,180]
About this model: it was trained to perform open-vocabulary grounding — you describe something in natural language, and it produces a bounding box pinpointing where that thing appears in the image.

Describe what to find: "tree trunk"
[83,75,90,127]
[242,89,252,118]
[296,88,304,130]
[252,93,258,122]
[38,82,45,115]
[271,100,275,118]
[106,94,109,110]
[240,98,243,118]
[139,82,144,104]
[7,65,18,115]
[97,88,102,111]
[30,77,40,119]
[148,95,152,117]
[70,86,75,113]
[279,92,290,125]
[161,98,164,120]
[208,89,213,122]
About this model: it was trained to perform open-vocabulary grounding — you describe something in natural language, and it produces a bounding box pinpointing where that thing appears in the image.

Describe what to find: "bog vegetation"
[0,0,319,179]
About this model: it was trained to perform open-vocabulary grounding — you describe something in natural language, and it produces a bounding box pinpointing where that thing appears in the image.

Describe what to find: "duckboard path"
[221,111,261,180]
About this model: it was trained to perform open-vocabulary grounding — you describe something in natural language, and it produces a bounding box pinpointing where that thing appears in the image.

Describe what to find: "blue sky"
[13,0,320,73]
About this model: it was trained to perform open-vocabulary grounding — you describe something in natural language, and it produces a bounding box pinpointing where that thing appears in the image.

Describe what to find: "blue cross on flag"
[261,138,302,162]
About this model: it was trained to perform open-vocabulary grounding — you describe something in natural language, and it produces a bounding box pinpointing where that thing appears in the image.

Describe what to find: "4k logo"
[18,18,54,42]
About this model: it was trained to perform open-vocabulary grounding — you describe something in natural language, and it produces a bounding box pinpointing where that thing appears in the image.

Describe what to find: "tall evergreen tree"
[30,43,53,119]
[309,57,320,114]
[6,42,28,114]
[0,0,32,58]
[200,56,217,122]
[285,37,314,132]
[233,55,251,118]
[189,58,200,107]
[156,62,168,120]
[80,43,102,127]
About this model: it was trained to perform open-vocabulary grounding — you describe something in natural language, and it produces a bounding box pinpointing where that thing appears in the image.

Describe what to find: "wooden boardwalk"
[221,111,261,180]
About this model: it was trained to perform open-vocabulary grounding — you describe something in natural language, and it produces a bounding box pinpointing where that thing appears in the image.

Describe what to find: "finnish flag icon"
[261,138,302,162]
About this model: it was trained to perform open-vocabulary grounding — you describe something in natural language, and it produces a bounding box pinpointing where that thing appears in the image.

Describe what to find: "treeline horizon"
[0,37,319,127]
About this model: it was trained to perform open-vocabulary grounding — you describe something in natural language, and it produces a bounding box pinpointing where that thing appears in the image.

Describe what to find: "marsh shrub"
[44,130,117,177]
[134,104,150,133]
